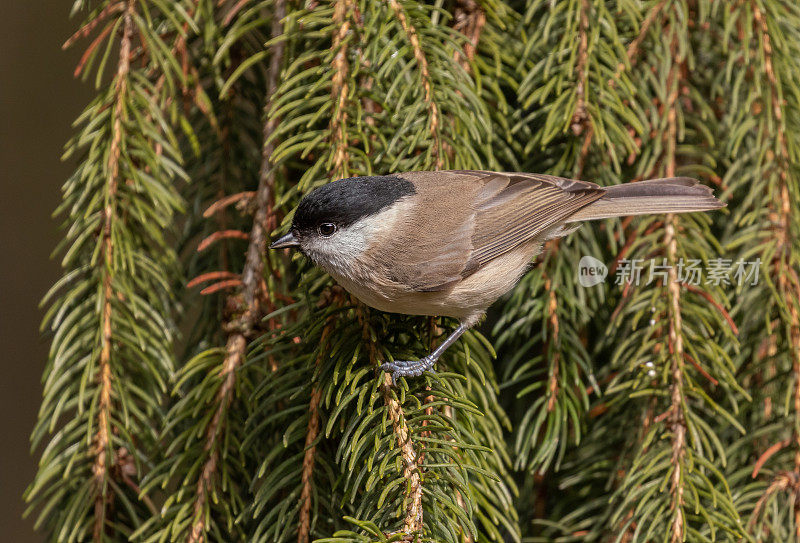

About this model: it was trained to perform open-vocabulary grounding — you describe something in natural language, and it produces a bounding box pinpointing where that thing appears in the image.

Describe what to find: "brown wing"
[466,172,605,270]
[384,171,605,291]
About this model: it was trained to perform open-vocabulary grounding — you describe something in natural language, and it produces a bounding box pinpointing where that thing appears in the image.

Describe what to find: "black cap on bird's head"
[269,175,415,249]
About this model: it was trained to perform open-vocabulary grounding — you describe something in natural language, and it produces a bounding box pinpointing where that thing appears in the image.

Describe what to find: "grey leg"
[380,322,469,384]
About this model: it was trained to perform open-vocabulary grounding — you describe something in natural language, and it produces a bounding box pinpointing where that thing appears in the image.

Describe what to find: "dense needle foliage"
[27,0,800,541]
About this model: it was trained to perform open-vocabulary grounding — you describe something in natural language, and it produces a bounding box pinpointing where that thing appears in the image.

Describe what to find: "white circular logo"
[578,255,608,287]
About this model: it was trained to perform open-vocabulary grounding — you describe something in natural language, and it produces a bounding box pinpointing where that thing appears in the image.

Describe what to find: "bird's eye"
[318,222,337,237]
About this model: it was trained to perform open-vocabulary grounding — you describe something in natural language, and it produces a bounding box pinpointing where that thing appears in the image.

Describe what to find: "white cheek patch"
[304,199,411,280]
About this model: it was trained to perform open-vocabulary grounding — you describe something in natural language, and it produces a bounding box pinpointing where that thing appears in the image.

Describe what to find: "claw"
[380,356,437,384]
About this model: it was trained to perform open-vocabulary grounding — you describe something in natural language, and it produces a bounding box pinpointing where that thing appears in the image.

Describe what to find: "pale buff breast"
[325,238,543,325]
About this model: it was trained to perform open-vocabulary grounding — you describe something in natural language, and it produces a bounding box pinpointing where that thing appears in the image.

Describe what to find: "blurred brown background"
[0,4,92,541]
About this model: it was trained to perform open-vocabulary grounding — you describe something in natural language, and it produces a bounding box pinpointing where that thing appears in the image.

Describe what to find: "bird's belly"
[327,271,456,318]
[326,240,541,322]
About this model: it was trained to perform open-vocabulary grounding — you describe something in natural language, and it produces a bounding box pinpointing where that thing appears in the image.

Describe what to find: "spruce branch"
[452,0,486,71]
[543,274,561,414]
[187,333,247,543]
[186,1,287,539]
[297,327,329,543]
[356,309,426,536]
[721,1,800,535]
[750,4,800,486]
[572,0,593,177]
[92,3,135,539]
[609,0,669,86]
[602,4,745,540]
[664,45,688,542]
[26,0,192,541]
[383,377,424,536]
[27,1,191,540]
[330,0,354,180]
[387,0,443,169]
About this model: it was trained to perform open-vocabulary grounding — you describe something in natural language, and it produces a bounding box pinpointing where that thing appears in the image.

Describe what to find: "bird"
[269,170,724,383]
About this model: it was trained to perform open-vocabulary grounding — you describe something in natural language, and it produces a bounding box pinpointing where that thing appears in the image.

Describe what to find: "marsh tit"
[270,170,723,382]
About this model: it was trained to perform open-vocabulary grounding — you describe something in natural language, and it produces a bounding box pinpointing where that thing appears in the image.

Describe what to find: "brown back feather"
[381,171,603,291]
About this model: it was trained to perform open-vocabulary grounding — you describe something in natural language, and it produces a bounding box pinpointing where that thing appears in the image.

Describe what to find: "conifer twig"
[544,274,561,412]
[202,191,255,217]
[92,3,135,539]
[381,371,424,534]
[387,0,443,169]
[609,0,668,88]
[298,317,333,543]
[664,44,687,543]
[751,5,800,532]
[573,0,593,183]
[197,229,250,251]
[187,1,286,539]
[453,0,486,71]
[571,0,590,137]
[355,304,424,535]
[330,0,353,179]
[297,384,323,543]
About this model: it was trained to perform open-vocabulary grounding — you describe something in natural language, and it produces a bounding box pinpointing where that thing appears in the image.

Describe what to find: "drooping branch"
[386,0,443,169]
[749,2,800,533]
[330,0,353,180]
[187,2,287,540]
[453,0,486,71]
[295,4,361,537]
[609,0,669,88]
[383,373,425,534]
[544,274,561,413]
[572,0,593,184]
[297,385,323,543]
[751,1,800,428]
[295,285,343,543]
[664,42,687,543]
[92,2,135,539]
[571,0,590,137]
[297,321,332,543]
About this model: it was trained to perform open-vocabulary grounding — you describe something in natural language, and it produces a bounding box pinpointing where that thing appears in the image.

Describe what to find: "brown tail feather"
[565,177,724,223]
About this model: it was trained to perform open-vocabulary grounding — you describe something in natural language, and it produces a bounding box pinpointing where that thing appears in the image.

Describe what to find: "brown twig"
[452,0,486,72]
[197,229,250,252]
[609,0,669,88]
[683,352,718,387]
[387,0,443,169]
[571,0,590,137]
[748,472,797,532]
[355,304,424,536]
[91,3,135,541]
[187,271,239,289]
[200,279,243,296]
[543,273,561,412]
[571,0,595,179]
[74,22,116,78]
[203,191,256,217]
[382,373,424,535]
[297,386,323,543]
[223,0,252,26]
[297,320,334,543]
[664,38,687,543]
[752,439,791,478]
[330,0,353,179]
[752,4,800,533]
[63,2,125,50]
[682,283,739,335]
[187,1,287,540]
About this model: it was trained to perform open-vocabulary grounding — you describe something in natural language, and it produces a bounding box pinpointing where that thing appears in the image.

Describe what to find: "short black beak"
[269,231,300,250]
